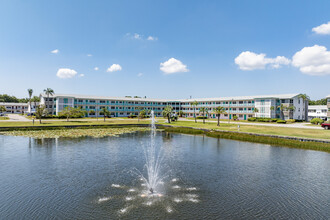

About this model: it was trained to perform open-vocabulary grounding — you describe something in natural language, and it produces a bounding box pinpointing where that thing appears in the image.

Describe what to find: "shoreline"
[0,123,329,152]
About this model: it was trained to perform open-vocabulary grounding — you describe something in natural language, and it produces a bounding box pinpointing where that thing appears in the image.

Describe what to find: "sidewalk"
[179,118,323,130]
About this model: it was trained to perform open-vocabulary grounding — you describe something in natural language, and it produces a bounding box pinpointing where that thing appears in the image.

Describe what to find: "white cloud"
[292,45,330,76]
[160,58,189,74]
[312,22,330,35]
[235,51,290,70]
[56,68,77,79]
[107,64,122,72]
[94,67,99,71]
[126,33,157,41]
[87,54,92,57]
[147,36,158,41]
[134,33,142,40]
[79,74,84,77]
[137,73,143,77]
[51,49,59,54]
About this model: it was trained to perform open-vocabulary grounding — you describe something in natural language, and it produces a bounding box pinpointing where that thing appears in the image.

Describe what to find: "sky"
[1,0,330,100]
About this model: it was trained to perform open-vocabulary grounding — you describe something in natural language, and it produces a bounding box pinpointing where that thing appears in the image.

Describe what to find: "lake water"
[0,132,329,219]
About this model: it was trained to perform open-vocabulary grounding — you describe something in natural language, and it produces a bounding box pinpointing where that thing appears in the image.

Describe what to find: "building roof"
[40,93,301,103]
[327,95,330,98]
[308,105,327,109]
[0,102,28,106]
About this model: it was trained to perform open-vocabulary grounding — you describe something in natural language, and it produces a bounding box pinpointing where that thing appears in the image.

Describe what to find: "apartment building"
[0,102,28,114]
[40,93,307,120]
[308,105,327,121]
[327,95,330,120]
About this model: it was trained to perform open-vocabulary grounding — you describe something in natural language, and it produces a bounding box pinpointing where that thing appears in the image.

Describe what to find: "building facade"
[327,95,330,121]
[0,102,28,114]
[40,93,307,120]
[308,105,327,121]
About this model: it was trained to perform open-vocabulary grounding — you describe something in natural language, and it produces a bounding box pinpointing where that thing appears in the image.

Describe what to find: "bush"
[196,116,207,119]
[286,119,295,123]
[310,118,324,125]
[277,120,286,124]
[270,118,278,122]
[256,118,271,122]
[248,117,256,121]
[128,115,137,118]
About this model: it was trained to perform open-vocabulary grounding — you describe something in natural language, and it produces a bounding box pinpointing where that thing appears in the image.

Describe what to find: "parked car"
[321,122,330,130]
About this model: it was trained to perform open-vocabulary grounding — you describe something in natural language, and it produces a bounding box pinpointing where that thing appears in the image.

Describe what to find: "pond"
[0,132,329,219]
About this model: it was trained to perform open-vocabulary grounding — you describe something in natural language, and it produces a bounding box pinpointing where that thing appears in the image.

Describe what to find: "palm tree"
[43,88,54,115]
[162,105,173,123]
[27,89,33,113]
[199,107,208,124]
[277,104,287,120]
[89,110,95,117]
[0,106,6,115]
[213,106,226,126]
[35,105,46,124]
[31,96,40,112]
[253,107,259,118]
[100,107,111,122]
[191,101,198,123]
[270,106,275,118]
[298,94,310,121]
[178,110,184,117]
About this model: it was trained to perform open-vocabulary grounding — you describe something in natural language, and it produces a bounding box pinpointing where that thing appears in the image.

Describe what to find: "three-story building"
[40,93,307,120]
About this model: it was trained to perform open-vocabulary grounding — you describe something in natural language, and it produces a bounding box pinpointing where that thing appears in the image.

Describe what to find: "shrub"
[248,117,256,121]
[196,116,207,119]
[310,118,324,125]
[286,119,295,123]
[270,118,278,122]
[277,120,286,124]
[233,115,238,120]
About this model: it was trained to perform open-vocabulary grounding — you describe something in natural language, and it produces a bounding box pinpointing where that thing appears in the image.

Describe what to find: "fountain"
[100,110,199,215]
[139,110,165,196]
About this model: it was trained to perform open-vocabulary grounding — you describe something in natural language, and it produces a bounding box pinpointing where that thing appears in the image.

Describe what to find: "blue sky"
[1,0,330,100]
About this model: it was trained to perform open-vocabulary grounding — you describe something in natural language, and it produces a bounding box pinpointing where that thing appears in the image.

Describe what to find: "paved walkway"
[6,114,31,122]
[179,118,323,130]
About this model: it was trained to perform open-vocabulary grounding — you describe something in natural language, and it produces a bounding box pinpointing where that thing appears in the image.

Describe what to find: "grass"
[0,127,150,138]
[0,117,329,152]
[0,117,9,120]
[0,118,166,128]
[160,121,330,140]
[160,126,330,153]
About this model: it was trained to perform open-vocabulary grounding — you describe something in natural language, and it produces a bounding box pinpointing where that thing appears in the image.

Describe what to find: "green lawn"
[0,118,328,141]
[0,118,165,127]
[161,121,330,140]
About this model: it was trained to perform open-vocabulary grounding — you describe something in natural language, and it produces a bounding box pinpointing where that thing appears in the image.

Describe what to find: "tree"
[89,110,95,117]
[213,106,226,126]
[199,107,208,124]
[0,106,6,115]
[309,98,327,105]
[191,101,198,123]
[253,107,259,117]
[277,104,287,120]
[298,94,310,102]
[35,105,46,124]
[178,110,184,117]
[60,106,85,122]
[100,107,111,122]
[162,105,173,123]
[27,89,33,112]
[43,88,54,115]
[270,106,275,117]
[139,109,146,119]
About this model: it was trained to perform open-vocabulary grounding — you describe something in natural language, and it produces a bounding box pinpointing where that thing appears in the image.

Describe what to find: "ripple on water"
[111,184,121,188]
[98,197,111,203]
